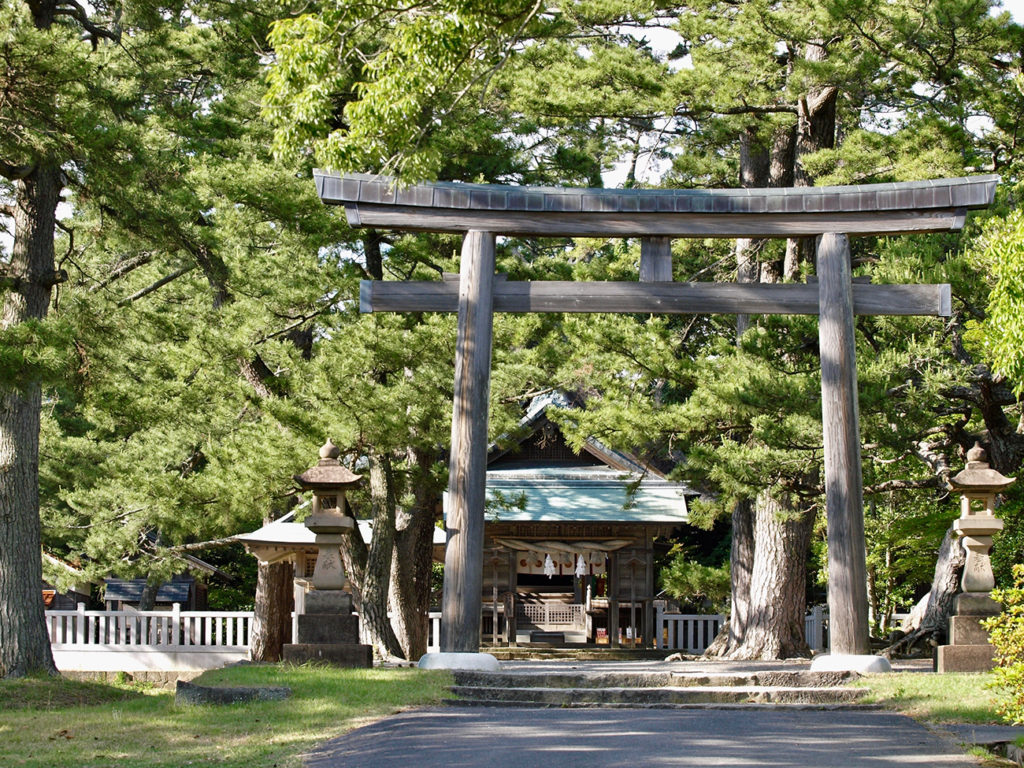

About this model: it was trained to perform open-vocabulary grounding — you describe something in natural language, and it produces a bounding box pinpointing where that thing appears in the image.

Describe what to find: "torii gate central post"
[317,172,997,668]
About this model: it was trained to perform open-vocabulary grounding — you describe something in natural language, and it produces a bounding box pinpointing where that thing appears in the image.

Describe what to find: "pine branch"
[164,537,240,553]
[90,252,155,291]
[117,264,195,305]
[0,159,34,180]
[54,1,121,47]
[864,476,943,494]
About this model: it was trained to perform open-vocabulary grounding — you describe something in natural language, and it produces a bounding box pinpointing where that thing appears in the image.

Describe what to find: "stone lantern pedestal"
[936,443,1014,673]
[281,440,372,668]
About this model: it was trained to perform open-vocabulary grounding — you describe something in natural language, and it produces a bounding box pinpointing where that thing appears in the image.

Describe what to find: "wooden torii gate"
[315,171,997,660]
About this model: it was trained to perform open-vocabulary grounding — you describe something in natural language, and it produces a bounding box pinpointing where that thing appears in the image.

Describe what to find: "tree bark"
[137,581,159,611]
[883,523,965,657]
[784,42,838,281]
[727,492,814,659]
[0,165,61,678]
[360,452,404,658]
[389,445,440,660]
[705,498,754,657]
[250,560,294,662]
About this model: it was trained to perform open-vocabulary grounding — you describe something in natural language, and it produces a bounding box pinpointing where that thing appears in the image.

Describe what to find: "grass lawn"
[0,664,451,768]
[853,671,1004,724]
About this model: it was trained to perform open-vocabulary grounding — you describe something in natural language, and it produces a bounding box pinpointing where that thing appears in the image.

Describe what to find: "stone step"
[442,698,877,711]
[447,684,869,708]
[482,647,669,661]
[451,669,857,690]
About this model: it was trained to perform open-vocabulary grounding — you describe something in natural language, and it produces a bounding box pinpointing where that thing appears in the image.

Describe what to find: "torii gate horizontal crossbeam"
[360,279,951,317]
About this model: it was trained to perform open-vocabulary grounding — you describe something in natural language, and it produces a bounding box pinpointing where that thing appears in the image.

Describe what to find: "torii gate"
[315,171,997,664]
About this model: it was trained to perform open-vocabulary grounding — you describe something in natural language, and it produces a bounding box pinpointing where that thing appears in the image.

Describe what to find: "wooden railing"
[516,603,585,627]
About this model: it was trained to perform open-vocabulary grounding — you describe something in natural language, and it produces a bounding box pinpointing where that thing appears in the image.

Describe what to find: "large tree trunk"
[388,445,440,660]
[709,121,817,660]
[137,581,159,611]
[0,166,61,678]
[883,523,965,657]
[250,560,294,661]
[785,41,837,282]
[359,452,404,659]
[727,493,814,659]
[705,498,754,657]
[735,126,770,338]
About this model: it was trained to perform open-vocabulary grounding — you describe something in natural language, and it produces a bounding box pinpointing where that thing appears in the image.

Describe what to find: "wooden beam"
[440,230,495,654]
[361,279,952,317]
[818,232,870,656]
[342,205,967,238]
[318,172,998,239]
[640,237,673,282]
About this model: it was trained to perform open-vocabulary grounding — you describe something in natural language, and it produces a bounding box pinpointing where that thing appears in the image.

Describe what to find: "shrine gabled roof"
[236,511,447,548]
[483,465,690,524]
[315,171,998,237]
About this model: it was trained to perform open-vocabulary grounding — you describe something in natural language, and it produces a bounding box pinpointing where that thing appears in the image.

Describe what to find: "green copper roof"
[479,466,690,524]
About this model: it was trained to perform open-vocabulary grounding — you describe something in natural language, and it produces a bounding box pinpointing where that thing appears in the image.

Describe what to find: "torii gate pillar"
[817,233,870,656]
[440,231,495,653]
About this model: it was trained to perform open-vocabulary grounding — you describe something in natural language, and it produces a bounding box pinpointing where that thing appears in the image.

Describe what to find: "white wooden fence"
[654,611,725,653]
[46,603,253,672]
[427,611,441,653]
[655,605,830,653]
[47,604,844,668]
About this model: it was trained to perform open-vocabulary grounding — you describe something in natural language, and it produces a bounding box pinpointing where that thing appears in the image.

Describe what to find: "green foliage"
[659,554,731,614]
[977,208,1024,397]
[992,487,1024,589]
[0,316,78,392]
[201,544,259,611]
[986,564,1024,725]
[484,489,528,520]
[7,0,1023,641]
[264,0,542,179]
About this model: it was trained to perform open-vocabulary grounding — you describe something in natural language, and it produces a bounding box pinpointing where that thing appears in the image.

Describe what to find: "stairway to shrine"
[445,665,872,709]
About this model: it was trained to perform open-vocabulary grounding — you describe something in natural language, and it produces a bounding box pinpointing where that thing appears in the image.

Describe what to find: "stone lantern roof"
[293,439,363,491]
[948,442,1015,493]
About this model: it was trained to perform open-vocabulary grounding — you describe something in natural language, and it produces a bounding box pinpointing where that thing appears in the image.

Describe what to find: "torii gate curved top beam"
[316,171,997,238]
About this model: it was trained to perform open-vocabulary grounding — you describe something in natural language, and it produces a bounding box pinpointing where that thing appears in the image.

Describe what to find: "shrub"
[659,555,730,614]
[986,563,1024,725]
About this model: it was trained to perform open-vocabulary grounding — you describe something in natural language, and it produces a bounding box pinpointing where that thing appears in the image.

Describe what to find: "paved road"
[305,706,979,768]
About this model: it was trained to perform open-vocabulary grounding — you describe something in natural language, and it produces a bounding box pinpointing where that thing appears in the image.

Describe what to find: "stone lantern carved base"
[282,586,372,668]
[936,591,998,673]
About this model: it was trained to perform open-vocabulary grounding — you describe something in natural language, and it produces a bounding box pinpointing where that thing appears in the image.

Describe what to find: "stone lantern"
[293,439,361,592]
[936,442,1015,673]
[282,439,372,667]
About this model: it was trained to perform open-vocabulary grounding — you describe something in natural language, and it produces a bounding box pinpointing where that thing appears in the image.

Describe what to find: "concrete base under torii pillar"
[810,654,892,675]
[418,652,501,672]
